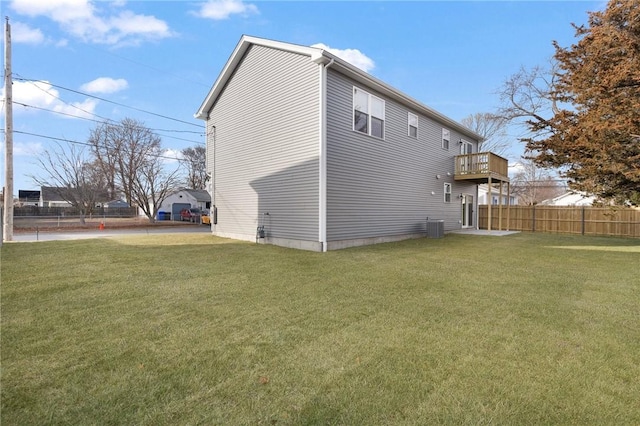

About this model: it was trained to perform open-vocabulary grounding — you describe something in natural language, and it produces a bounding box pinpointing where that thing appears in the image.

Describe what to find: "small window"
[408,112,418,138]
[444,183,452,203]
[353,87,385,139]
[442,129,450,150]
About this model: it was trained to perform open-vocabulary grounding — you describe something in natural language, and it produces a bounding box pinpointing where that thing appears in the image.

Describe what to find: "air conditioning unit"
[426,219,444,238]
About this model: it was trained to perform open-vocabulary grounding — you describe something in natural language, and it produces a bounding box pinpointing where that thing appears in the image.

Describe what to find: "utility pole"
[3,16,13,242]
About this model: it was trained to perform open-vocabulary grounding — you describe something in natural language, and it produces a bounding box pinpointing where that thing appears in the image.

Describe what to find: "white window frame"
[444,183,452,203]
[442,128,450,150]
[460,139,473,154]
[353,87,385,139]
[408,112,418,138]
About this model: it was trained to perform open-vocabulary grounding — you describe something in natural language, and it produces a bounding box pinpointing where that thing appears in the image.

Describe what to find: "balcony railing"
[454,152,509,182]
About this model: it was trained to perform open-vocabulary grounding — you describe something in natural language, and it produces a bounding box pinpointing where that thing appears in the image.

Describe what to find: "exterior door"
[462,194,474,228]
[460,140,473,155]
[459,140,473,173]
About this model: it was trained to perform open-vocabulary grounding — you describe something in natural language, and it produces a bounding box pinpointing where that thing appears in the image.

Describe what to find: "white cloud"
[508,162,525,177]
[11,21,46,44]
[5,80,98,119]
[9,0,95,21]
[80,77,128,94]
[9,0,174,46]
[110,11,171,38]
[194,0,259,20]
[162,149,182,165]
[311,43,375,73]
[53,98,98,120]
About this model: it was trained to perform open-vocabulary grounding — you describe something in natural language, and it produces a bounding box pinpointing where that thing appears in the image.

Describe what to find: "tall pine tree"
[528,0,640,204]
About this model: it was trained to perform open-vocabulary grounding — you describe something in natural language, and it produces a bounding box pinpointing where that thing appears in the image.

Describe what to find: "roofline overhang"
[194,35,484,142]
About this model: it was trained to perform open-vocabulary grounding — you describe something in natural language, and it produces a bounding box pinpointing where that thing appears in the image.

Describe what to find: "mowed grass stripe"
[1,233,639,424]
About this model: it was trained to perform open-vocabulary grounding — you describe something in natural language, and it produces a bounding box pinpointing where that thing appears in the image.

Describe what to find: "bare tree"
[131,151,182,222]
[496,62,561,131]
[181,145,207,189]
[510,159,565,205]
[89,118,181,222]
[88,124,120,201]
[30,143,107,224]
[460,112,510,156]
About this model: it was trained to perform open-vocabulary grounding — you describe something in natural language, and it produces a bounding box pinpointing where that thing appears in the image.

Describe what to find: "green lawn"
[2,233,639,425]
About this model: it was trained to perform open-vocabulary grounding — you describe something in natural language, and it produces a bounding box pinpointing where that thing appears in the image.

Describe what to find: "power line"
[14,75,201,128]
[13,130,189,163]
[84,44,211,89]
[16,77,114,123]
[12,101,205,145]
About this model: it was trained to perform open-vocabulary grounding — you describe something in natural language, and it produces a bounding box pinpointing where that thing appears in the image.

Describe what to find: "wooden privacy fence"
[478,205,640,238]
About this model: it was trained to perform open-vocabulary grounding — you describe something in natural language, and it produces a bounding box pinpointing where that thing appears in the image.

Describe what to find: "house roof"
[41,186,69,202]
[41,186,111,202]
[539,191,596,206]
[177,188,211,202]
[195,35,484,142]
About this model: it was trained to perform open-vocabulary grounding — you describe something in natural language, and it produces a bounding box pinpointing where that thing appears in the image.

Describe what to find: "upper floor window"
[353,87,385,139]
[408,112,418,138]
[442,129,450,150]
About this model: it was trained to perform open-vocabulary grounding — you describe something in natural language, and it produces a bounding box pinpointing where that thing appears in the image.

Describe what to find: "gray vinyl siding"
[205,45,320,241]
[326,69,477,241]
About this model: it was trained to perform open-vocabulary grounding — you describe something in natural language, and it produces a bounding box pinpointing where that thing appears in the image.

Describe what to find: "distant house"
[104,199,130,208]
[195,36,510,251]
[39,186,110,208]
[40,186,74,208]
[478,184,518,206]
[157,188,211,220]
[18,190,40,206]
[540,191,596,206]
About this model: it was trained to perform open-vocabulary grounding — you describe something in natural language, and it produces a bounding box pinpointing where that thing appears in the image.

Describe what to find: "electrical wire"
[17,77,114,123]
[14,75,202,128]
[12,101,205,145]
[84,44,211,89]
[13,130,190,163]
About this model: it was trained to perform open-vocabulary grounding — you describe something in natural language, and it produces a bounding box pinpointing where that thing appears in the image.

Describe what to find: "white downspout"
[207,119,216,232]
[318,58,334,252]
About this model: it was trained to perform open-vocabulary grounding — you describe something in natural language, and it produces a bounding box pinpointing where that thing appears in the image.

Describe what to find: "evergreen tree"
[529,0,640,204]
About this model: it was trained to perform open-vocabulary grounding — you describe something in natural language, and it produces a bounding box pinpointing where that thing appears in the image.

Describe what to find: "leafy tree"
[500,0,640,204]
[181,145,207,189]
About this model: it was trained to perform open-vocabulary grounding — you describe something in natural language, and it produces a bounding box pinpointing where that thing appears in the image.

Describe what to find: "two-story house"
[195,36,509,251]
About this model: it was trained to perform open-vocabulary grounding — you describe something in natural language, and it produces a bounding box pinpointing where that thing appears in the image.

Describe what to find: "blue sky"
[1,0,602,195]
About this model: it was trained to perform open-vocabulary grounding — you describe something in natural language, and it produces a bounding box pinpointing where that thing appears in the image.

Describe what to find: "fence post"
[532,205,536,232]
[581,206,585,235]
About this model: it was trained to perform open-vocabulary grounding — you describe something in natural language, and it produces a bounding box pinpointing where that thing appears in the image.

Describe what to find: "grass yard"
[1,232,639,425]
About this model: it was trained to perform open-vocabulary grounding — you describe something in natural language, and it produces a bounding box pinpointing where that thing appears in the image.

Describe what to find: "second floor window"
[354,87,385,139]
[442,129,450,150]
[408,112,418,138]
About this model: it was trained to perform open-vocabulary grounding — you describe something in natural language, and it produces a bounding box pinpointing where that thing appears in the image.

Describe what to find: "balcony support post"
[499,181,504,230]
[506,182,511,231]
[487,176,492,231]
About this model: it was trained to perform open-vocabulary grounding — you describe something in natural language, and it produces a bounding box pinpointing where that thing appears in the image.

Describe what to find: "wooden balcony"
[454,152,509,183]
